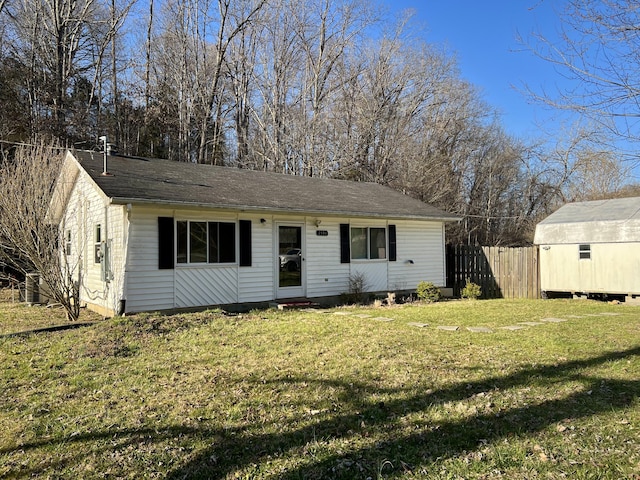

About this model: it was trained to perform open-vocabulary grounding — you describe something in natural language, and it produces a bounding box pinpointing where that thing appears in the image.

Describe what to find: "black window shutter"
[158,217,174,269]
[388,224,397,262]
[239,220,252,266]
[340,224,350,263]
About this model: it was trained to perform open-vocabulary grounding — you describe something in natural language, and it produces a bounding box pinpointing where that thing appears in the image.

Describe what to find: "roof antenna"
[98,136,112,176]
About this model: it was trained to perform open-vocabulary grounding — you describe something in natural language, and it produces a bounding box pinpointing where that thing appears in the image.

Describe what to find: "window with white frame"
[65,229,72,256]
[176,221,236,264]
[94,224,102,263]
[350,227,387,260]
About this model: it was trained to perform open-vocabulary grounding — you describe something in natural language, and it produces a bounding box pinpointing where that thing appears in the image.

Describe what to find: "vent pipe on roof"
[98,135,112,176]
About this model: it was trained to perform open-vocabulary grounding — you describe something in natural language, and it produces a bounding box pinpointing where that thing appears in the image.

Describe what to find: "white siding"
[125,207,175,312]
[305,218,351,297]
[104,203,127,313]
[304,217,447,298]
[238,214,274,303]
[175,266,237,306]
[126,208,276,311]
[388,220,446,290]
[540,242,640,295]
[60,169,127,315]
[121,208,449,312]
[345,218,391,293]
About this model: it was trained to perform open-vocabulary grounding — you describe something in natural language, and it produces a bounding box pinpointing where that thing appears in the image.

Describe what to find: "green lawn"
[1,298,639,479]
[0,288,103,334]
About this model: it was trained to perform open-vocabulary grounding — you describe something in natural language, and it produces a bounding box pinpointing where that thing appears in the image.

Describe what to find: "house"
[534,196,640,301]
[49,149,460,316]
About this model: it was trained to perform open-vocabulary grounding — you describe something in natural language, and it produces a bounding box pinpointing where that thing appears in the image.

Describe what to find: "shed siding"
[540,242,640,295]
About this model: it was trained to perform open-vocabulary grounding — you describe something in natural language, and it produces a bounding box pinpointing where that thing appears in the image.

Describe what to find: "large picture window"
[350,227,387,260]
[176,220,236,264]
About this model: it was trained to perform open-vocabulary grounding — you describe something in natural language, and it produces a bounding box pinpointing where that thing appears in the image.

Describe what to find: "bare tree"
[196,0,267,164]
[251,0,304,172]
[569,148,628,200]
[227,20,260,166]
[334,18,456,185]
[4,0,109,141]
[0,142,80,321]
[526,0,640,160]
[291,0,375,176]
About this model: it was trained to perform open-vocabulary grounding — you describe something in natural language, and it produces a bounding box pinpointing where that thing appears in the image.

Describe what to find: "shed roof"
[70,150,459,221]
[534,196,640,244]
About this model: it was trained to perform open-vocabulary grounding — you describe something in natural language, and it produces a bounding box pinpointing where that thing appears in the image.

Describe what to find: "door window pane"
[279,226,302,288]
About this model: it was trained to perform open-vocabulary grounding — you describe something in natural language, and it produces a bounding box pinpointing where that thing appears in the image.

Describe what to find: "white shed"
[49,150,459,316]
[534,196,640,300]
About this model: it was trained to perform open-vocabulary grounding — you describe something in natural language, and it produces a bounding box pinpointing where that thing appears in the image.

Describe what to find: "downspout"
[103,203,110,313]
[118,203,131,316]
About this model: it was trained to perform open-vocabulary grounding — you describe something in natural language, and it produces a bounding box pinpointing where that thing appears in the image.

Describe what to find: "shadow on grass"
[3,346,639,479]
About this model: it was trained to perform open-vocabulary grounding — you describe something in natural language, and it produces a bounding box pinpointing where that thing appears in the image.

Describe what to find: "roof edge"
[109,197,462,222]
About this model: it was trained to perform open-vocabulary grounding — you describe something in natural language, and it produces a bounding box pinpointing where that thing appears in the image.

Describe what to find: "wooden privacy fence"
[446,245,540,299]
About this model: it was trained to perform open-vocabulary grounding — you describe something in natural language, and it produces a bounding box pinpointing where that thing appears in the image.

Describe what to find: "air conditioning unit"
[25,273,40,305]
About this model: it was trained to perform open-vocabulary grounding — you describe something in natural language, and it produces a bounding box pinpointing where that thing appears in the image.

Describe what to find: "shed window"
[176,220,236,264]
[579,244,591,260]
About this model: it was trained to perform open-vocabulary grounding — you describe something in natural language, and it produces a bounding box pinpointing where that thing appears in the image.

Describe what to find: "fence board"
[446,245,540,299]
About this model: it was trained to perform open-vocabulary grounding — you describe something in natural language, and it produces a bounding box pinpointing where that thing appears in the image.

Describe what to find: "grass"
[1,297,639,479]
[0,289,103,334]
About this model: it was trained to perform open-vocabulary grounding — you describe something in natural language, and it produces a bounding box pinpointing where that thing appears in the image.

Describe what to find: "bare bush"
[0,142,80,320]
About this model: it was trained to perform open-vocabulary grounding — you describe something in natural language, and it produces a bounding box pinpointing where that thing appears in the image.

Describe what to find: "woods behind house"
[0,0,637,246]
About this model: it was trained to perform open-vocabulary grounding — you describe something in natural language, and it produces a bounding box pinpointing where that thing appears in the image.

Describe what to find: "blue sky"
[380,1,565,140]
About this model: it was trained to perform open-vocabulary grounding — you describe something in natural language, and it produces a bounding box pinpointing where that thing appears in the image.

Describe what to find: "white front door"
[276,224,305,299]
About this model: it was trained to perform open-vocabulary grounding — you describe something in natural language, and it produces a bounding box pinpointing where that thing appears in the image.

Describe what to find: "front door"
[277,224,305,298]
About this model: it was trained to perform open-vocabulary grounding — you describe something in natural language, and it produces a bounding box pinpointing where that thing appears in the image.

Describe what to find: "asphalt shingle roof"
[73,150,459,221]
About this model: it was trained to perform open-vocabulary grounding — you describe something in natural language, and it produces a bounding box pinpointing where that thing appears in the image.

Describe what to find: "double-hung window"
[350,227,387,260]
[176,220,236,264]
